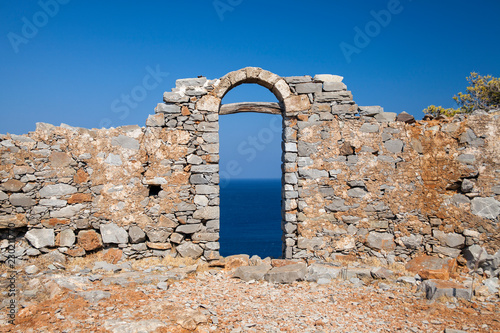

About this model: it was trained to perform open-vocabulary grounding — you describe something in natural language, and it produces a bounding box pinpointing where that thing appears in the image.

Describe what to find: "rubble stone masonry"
[1,67,499,265]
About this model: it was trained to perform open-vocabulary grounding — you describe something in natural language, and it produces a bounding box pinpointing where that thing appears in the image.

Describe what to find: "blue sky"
[1,0,499,179]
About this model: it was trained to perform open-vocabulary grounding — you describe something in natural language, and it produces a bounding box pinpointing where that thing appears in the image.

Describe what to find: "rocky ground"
[0,253,499,333]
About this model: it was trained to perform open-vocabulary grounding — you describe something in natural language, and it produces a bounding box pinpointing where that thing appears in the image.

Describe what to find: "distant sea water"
[219,178,283,259]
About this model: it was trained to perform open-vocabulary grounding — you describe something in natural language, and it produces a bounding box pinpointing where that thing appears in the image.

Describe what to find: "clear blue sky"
[1,0,499,179]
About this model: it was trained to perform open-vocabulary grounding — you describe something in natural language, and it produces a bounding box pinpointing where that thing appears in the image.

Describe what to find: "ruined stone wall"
[0,67,499,266]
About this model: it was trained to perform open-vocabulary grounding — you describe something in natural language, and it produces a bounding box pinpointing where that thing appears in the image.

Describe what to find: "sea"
[219,178,283,259]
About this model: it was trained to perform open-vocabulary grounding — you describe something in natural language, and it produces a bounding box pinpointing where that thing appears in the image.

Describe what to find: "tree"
[424,72,500,117]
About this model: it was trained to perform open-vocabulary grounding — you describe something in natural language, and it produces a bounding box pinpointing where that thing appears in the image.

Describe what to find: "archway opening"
[219,83,283,259]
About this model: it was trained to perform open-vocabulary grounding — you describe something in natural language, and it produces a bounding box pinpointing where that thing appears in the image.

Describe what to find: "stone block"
[163,91,189,103]
[313,74,343,82]
[176,224,202,234]
[405,255,456,280]
[295,82,322,94]
[128,226,146,243]
[264,263,307,283]
[305,263,341,282]
[39,184,77,198]
[297,237,323,251]
[374,112,397,122]
[422,279,471,300]
[323,82,347,91]
[26,229,55,248]
[359,123,380,133]
[176,242,203,259]
[155,103,181,114]
[78,230,103,251]
[0,214,27,229]
[471,197,500,219]
[366,232,395,251]
[58,229,75,247]
[146,229,171,243]
[233,264,272,282]
[100,223,128,244]
[384,139,404,153]
[347,187,367,198]
[2,179,24,192]
[193,206,219,220]
[9,193,35,207]
[146,114,165,127]
[284,95,311,112]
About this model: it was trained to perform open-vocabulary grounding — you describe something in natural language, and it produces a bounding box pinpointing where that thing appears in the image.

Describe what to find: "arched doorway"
[218,83,283,258]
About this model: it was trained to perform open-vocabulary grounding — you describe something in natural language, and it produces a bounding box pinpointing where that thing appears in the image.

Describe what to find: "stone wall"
[1,67,499,266]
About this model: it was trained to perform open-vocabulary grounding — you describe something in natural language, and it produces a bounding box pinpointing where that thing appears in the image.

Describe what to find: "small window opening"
[148,185,162,197]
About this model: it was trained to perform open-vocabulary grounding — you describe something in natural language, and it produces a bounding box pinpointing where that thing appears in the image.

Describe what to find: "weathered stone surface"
[146,229,170,242]
[313,74,343,82]
[0,190,7,201]
[323,82,347,91]
[58,229,75,247]
[176,242,203,258]
[374,112,397,122]
[176,224,202,234]
[100,223,128,244]
[264,263,307,283]
[39,184,77,198]
[399,234,423,249]
[295,82,322,94]
[347,187,367,198]
[128,226,146,243]
[422,279,471,300]
[78,230,103,251]
[50,204,84,218]
[2,179,24,192]
[146,114,165,127]
[66,247,86,257]
[155,103,181,114]
[193,206,219,220]
[366,232,395,251]
[233,264,272,282]
[433,230,465,248]
[26,229,55,248]
[396,111,415,123]
[0,214,27,229]
[470,197,500,219]
[359,106,383,116]
[9,193,35,206]
[406,255,456,280]
[359,123,380,133]
[384,139,404,153]
[305,263,341,282]
[297,237,323,251]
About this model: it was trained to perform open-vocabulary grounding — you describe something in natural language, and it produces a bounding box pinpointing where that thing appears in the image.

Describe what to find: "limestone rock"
[58,229,76,247]
[471,197,500,219]
[422,279,471,300]
[77,230,103,251]
[2,179,24,192]
[100,223,128,244]
[26,229,55,248]
[233,264,272,282]
[366,232,395,251]
[264,263,307,283]
[9,193,35,207]
[176,242,203,258]
[39,184,77,198]
[405,255,456,280]
[128,226,146,243]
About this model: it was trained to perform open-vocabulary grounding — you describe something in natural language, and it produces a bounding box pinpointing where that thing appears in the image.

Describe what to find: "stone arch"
[196,67,312,116]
